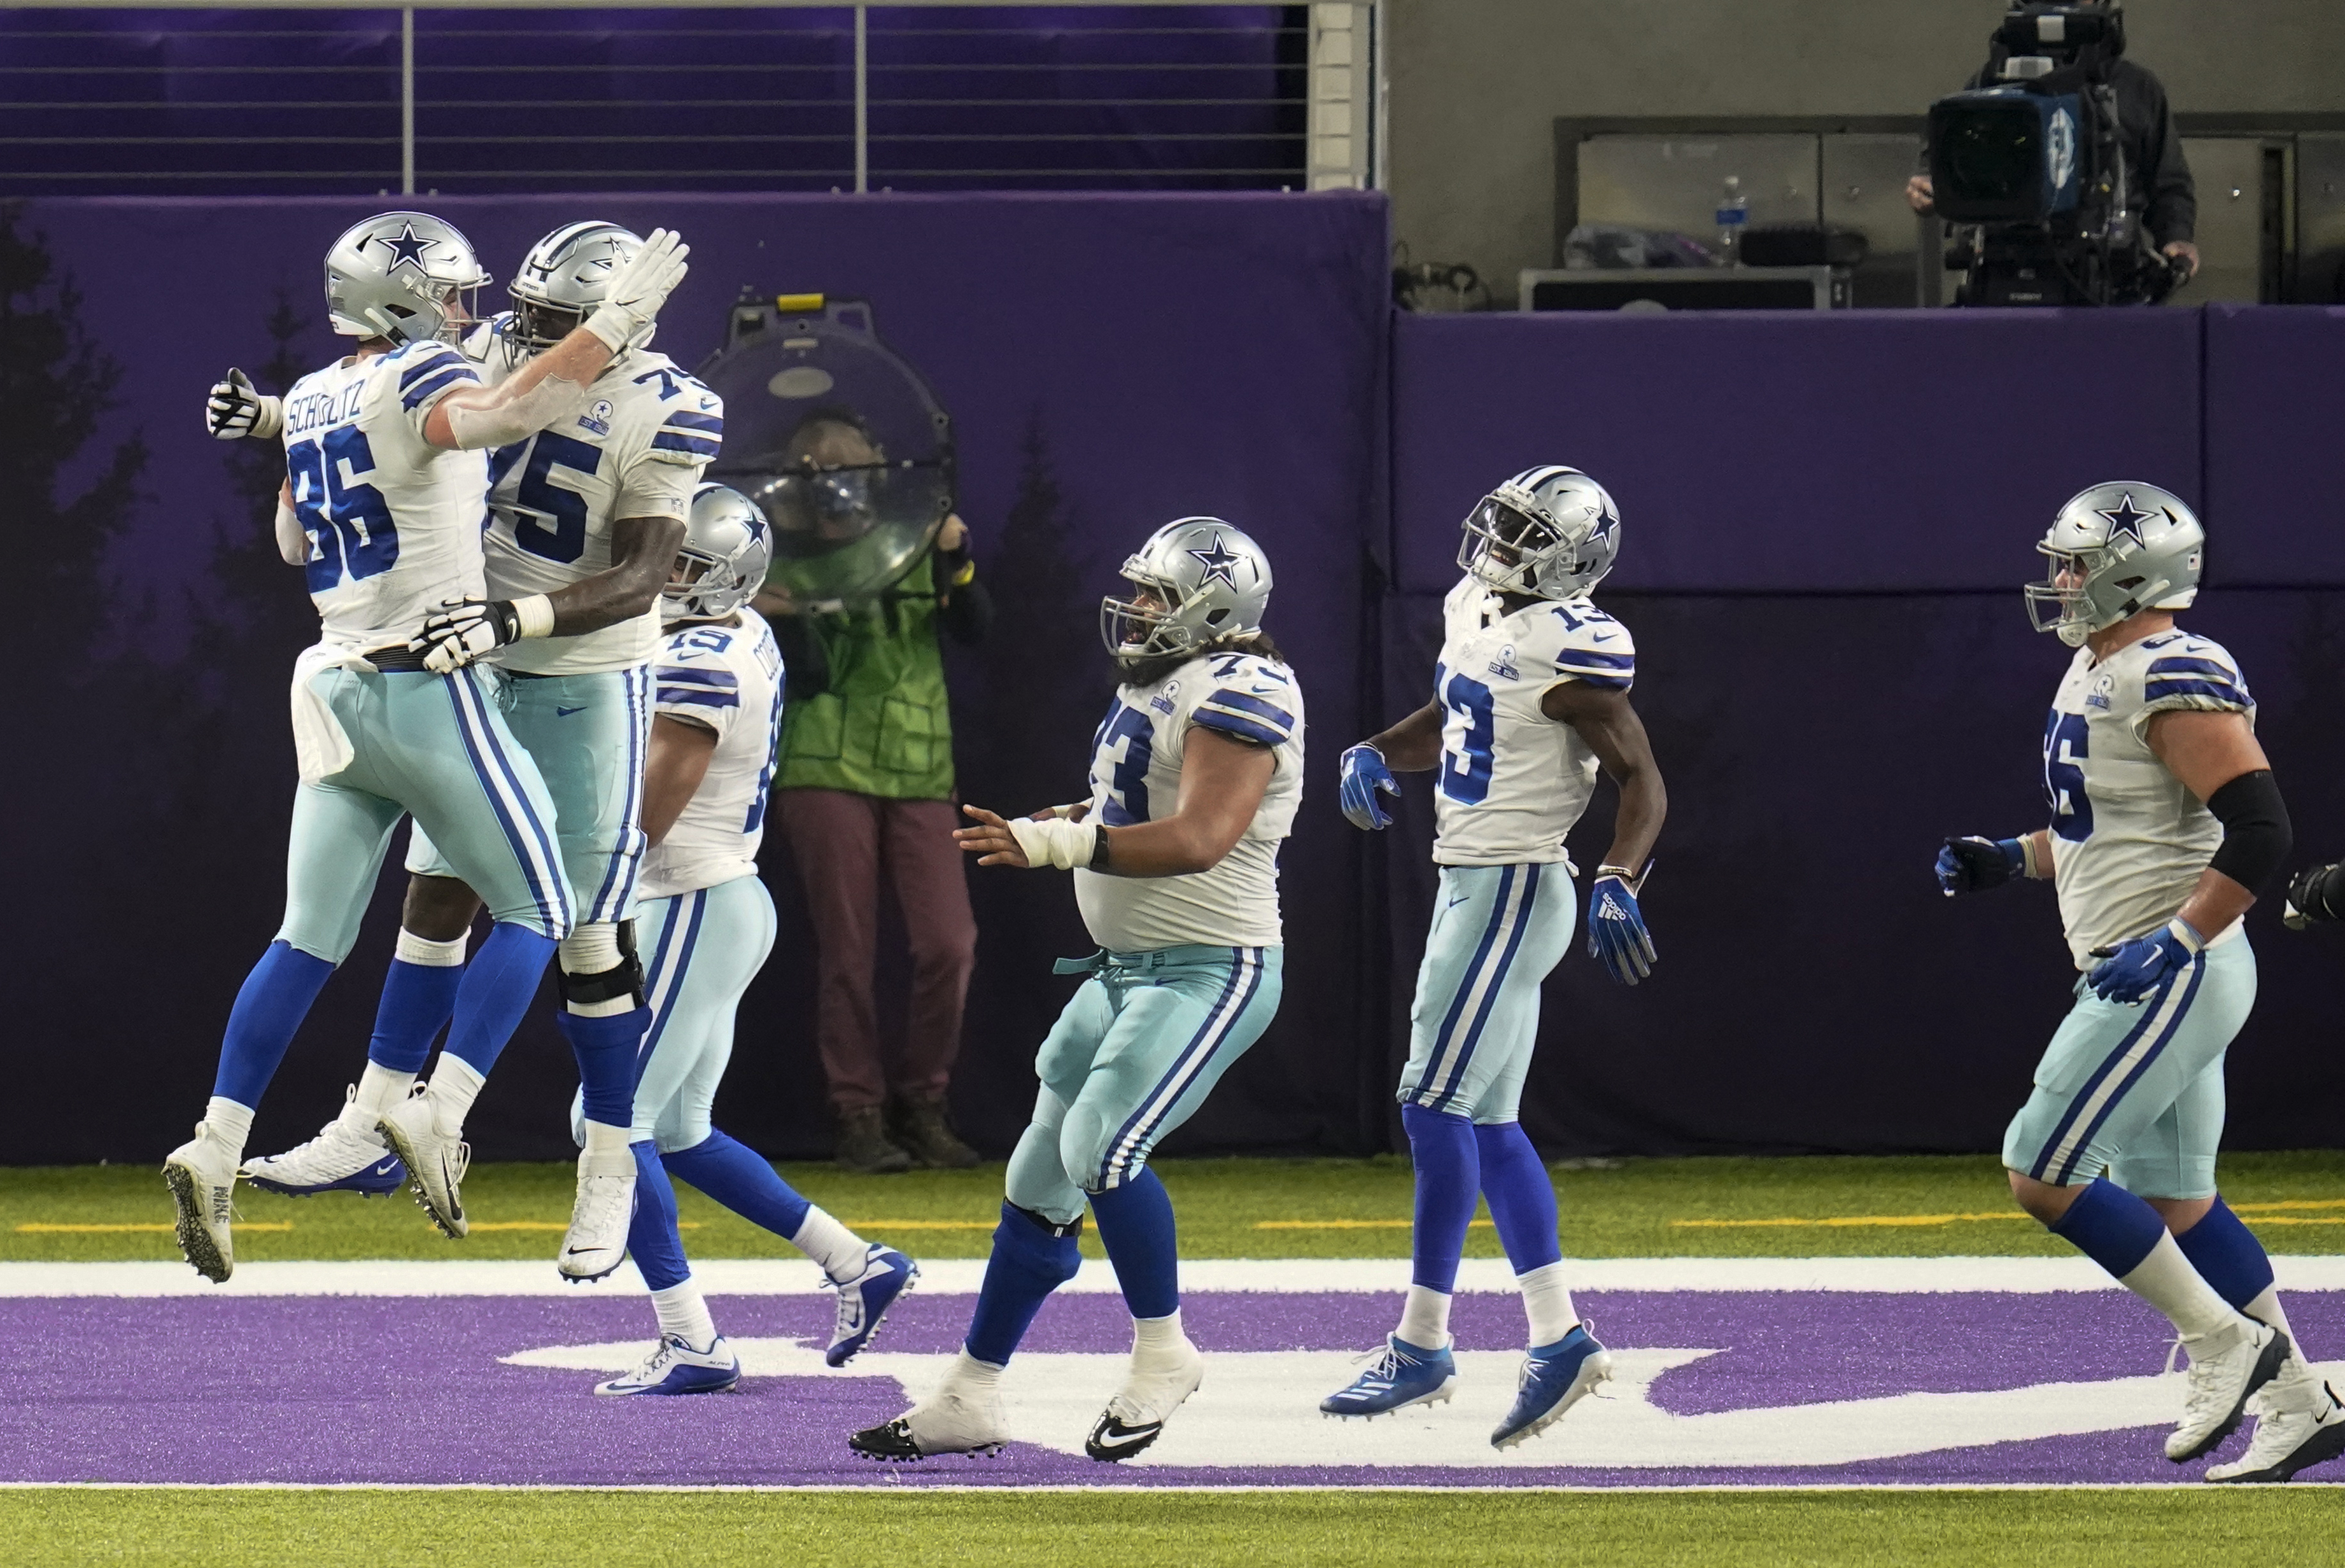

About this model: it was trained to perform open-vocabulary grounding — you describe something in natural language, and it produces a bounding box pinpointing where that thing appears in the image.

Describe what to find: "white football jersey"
[1430,576,1636,867]
[279,340,489,648]
[638,610,784,902]
[477,346,722,676]
[1072,648,1306,952]
[2046,629,2255,968]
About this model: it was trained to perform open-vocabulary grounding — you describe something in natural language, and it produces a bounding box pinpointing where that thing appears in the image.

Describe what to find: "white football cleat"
[2167,1317,2291,1462]
[376,1086,470,1239]
[2206,1376,2345,1483]
[849,1350,1010,1460]
[558,1147,636,1282]
[594,1334,741,1397]
[243,1087,405,1198]
[162,1124,241,1283]
[1086,1331,1205,1462]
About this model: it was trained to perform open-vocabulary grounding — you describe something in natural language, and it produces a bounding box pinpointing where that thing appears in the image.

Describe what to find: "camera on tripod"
[1927,3,2190,305]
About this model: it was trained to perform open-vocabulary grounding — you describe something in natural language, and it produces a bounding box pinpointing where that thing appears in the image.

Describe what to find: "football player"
[166,213,691,1282]
[849,519,1302,1463]
[578,486,917,1392]
[1939,483,2341,1483]
[229,221,721,1282]
[1320,466,1665,1449]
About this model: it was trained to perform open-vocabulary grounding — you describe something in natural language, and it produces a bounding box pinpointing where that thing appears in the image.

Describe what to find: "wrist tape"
[1007,815,1099,871]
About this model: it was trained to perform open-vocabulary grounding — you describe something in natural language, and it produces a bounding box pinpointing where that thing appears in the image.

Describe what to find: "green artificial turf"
[4,1150,2342,1264]
[4,1488,2337,1567]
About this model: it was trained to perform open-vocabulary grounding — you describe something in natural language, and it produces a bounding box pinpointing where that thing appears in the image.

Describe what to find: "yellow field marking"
[1675,1199,2345,1230]
[2232,1199,2345,1213]
[468,1222,701,1233]
[15,1222,295,1235]
[1254,1219,1495,1231]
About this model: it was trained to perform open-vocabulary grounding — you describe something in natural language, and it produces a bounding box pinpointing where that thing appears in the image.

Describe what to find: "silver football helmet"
[1458,465,1622,601]
[323,211,490,347]
[2024,482,2204,647]
[1100,517,1273,661]
[506,221,647,354]
[664,484,773,625]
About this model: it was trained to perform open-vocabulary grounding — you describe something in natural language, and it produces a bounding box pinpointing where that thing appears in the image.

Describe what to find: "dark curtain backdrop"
[6,187,2340,1166]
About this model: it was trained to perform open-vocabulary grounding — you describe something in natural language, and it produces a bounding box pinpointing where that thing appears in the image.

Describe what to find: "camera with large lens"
[1928,3,2186,305]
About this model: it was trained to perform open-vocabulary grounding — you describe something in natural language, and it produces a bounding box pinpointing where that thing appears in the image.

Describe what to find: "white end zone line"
[6,1255,2345,1297]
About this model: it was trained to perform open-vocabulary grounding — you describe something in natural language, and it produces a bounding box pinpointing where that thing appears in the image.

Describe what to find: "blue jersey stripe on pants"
[1400,864,1577,1123]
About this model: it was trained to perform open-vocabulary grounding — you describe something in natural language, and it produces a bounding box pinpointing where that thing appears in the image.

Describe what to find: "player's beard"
[1115,629,1283,690]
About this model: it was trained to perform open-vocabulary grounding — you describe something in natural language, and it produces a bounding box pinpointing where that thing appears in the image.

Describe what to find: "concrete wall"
[1387,0,2345,305]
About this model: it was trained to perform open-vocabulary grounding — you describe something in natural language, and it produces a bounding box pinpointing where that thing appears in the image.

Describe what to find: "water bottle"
[1715,176,1748,265]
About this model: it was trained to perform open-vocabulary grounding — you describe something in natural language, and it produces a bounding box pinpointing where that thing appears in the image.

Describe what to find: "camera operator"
[1908,2,2198,284]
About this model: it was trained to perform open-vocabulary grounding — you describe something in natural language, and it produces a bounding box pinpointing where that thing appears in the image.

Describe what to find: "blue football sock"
[663,1131,812,1238]
[559,1007,649,1128]
[2049,1177,2166,1277]
[1403,1103,1480,1294]
[965,1200,1083,1367]
[628,1141,689,1292]
[2174,1196,2277,1310]
[1474,1121,1563,1273]
[365,959,463,1075]
[440,923,555,1076]
[212,941,337,1107]
[1088,1167,1180,1320]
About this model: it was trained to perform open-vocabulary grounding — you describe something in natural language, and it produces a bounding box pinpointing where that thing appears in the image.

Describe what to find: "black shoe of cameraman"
[890,1093,981,1170]
[834,1107,913,1175]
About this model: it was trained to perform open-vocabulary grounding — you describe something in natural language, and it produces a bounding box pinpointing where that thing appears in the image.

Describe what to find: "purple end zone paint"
[8,1289,2338,1488]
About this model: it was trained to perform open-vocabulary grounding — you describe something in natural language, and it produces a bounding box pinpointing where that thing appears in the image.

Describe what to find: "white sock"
[2244,1286,2314,1379]
[1132,1310,1188,1362]
[426,1054,486,1138]
[1518,1261,1579,1347]
[1397,1284,1452,1349]
[2118,1231,2248,1341]
[394,928,467,967]
[202,1097,254,1159]
[947,1346,1006,1389]
[581,1119,635,1159]
[343,1063,416,1131]
[790,1204,871,1283]
[651,1280,719,1350]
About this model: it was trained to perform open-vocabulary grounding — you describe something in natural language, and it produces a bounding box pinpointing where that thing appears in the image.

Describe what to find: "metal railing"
[0,3,1378,195]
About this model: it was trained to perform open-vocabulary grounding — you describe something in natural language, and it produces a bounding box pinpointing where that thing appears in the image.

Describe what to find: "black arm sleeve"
[770,614,831,701]
[2207,769,2290,892]
[2136,70,2196,246]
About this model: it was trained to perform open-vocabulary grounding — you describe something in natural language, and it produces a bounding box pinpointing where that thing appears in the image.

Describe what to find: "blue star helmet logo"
[2095,492,2158,549]
[372,221,439,276]
[1187,534,1243,590]
[1589,505,1620,545]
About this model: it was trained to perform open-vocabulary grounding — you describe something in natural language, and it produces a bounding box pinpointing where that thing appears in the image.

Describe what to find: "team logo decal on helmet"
[1187,535,1244,589]
[1100,517,1274,662]
[371,223,440,275]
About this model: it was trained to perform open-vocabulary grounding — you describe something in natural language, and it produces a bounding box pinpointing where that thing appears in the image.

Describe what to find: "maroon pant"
[777,789,977,1114]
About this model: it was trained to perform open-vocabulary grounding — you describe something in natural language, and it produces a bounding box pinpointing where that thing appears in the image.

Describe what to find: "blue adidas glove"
[1586,869,1656,986]
[1338,743,1399,831]
[1936,835,2025,896]
[2086,918,2203,1004]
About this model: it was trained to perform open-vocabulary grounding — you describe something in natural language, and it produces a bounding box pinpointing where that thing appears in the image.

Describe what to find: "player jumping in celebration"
[229,221,721,1282]
[1939,483,2341,1483]
[849,519,1301,1462]
[1321,466,1665,1449]
[584,485,917,1394]
[165,213,693,1281]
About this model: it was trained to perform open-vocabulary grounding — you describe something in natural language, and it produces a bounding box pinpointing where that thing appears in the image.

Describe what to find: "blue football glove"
[1586,869,1656,986]
[2085,919,2203,1004]
[1338,742,1400,831]
[1936,835,2025,897]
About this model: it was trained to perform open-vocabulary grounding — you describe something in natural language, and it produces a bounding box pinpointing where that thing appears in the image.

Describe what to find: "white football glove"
[206,368,283,441]
[582,228,691,351]
[410,594,554,674]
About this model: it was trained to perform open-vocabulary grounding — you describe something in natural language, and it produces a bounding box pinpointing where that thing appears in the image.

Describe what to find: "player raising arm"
[164,213,687,1282]
[850,519,1301,1464]
[1940,484,2341,1484]
[1321,466,1664,1450]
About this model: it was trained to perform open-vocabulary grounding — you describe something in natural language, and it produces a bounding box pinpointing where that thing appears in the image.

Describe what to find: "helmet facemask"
[2024,541,2176,648]
[508,295,584,354]
[1101,573,1192,662]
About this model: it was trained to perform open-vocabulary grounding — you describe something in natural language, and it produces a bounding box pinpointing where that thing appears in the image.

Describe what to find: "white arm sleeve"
[444,373,587,452]
[616,453,695,522]
[275,496,308,566]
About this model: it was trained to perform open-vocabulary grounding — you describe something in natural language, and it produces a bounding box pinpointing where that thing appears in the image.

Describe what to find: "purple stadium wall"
[9,190,2342,1164]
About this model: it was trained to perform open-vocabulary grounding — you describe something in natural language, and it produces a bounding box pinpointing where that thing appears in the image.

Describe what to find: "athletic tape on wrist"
[1006,814,1099,870]
[512,594,556,640]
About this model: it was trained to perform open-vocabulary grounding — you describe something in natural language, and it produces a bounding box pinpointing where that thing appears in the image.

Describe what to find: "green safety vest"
[775,553,958,800]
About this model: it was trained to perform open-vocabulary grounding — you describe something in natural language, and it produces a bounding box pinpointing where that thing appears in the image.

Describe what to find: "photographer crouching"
[1908,3,2197,305]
